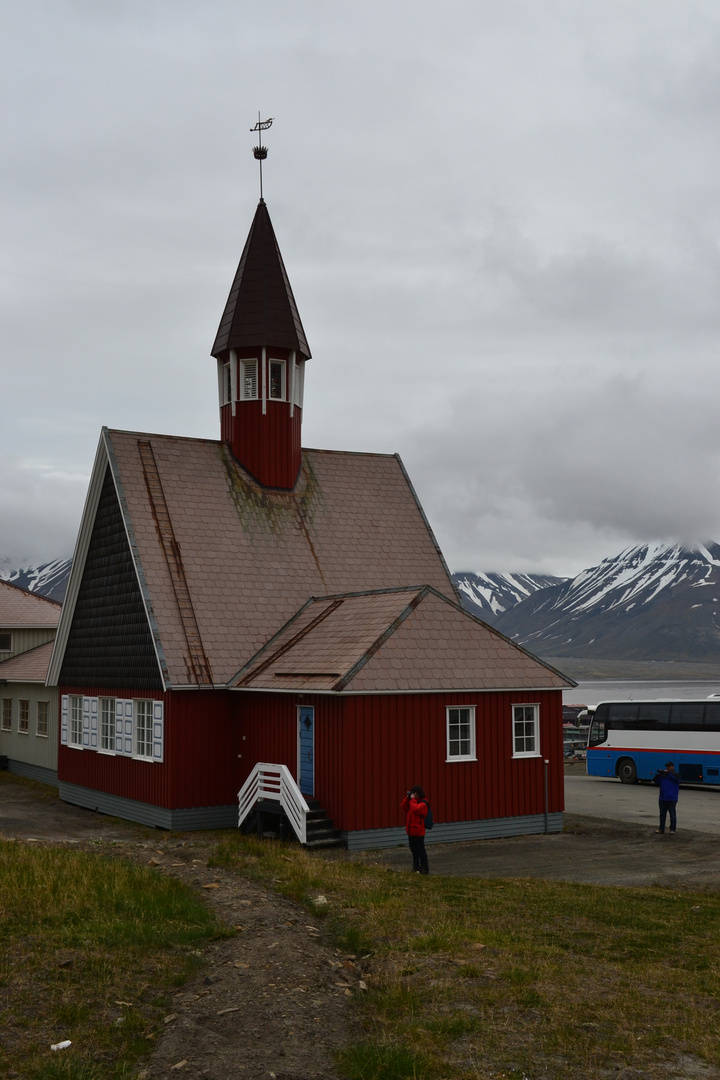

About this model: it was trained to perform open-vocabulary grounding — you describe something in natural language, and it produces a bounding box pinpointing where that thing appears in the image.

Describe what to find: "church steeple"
[212,199,311,489]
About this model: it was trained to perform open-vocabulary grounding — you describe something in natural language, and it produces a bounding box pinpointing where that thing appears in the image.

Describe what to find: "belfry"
[211,199,310,489]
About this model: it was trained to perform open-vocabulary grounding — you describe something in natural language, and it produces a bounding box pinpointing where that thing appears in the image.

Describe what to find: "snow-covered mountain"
[493,542,720,662]
[452,571,568,623]
[0,558,71,603]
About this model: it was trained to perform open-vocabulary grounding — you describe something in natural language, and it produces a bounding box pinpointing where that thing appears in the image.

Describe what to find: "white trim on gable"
[46,429,169,689]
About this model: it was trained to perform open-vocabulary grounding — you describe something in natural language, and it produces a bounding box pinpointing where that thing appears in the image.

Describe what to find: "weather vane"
[250,113,274,199]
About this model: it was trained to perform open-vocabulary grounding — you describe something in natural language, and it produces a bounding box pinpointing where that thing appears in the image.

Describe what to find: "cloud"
[403,367,720,575]
[0,455,88,565]
[3,0,720,579]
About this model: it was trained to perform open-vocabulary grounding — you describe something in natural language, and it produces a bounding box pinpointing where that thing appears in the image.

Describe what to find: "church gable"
[59,465,162,689]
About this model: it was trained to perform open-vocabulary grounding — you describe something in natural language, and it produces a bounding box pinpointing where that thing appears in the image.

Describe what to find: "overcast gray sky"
[2,0,720,577]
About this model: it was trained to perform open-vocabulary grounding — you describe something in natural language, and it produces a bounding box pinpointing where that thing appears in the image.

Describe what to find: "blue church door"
[298,707,314,796]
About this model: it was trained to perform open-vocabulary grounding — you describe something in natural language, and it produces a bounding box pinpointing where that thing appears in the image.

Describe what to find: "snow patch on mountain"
[493,541,720,663]
[452,571,568,623]
[0,558,72,603]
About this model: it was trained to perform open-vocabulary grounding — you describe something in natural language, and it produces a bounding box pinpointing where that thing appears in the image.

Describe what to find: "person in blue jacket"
[653,761,680,834]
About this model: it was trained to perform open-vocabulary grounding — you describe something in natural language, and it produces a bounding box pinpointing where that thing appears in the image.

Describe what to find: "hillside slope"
[493,542,720,663]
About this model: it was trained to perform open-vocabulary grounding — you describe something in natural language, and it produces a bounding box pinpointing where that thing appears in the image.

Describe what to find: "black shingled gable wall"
[60,466,162,689]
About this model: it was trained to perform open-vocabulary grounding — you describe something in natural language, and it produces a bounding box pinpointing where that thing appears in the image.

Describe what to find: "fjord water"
[564,680,720,709]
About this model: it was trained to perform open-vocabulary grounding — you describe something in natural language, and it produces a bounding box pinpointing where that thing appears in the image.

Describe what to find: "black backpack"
[423,800,434,830]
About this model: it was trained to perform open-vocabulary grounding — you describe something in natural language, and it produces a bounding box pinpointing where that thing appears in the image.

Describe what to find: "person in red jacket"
[401,785,429,874]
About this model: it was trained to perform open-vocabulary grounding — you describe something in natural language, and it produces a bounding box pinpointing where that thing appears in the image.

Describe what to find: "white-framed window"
[1,699,11,731]
[0,633,11,652]
[240,358,258,400]
[18,700,29,734]
[36,701,48,737]
[222,360,232,404]
[512,704,540,758]
[446,706,476,761]
[100,697,116,752]
[269,358,286,400]
[69,695,83,748]
[135,700,153,759]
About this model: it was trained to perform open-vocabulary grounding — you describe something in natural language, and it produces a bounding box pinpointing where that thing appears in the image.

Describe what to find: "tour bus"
[586,699,720,785]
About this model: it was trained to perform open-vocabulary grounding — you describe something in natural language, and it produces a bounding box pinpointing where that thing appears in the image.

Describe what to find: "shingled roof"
[233,587,571,693]
[211,199,311,360]
[0,579,61,627]
[50,429,459,688]
[0,640,54,682]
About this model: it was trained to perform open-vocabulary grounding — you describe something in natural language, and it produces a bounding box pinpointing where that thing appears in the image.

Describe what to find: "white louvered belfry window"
[222,361,232,404]
[269,359,285,400]
[240,359,258,400]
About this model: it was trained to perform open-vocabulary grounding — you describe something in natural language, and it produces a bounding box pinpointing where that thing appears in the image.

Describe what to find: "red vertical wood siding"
[326,690,564,831]
[240,689,564,833]
[58,687,239,810]
[58,686,564,831]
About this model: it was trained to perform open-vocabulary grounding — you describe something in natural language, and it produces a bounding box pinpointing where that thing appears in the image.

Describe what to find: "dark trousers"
[408,834,429,873]
[658,800,677,833]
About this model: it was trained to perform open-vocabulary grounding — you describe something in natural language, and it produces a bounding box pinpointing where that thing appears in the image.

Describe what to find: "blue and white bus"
[586,699,720,785]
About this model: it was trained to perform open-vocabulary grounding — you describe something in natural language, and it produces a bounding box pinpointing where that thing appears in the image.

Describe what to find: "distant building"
[48,197,573,846]
[0,580,61,783]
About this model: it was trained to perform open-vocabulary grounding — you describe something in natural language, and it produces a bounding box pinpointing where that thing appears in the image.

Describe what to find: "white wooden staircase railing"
[237,763,310,845]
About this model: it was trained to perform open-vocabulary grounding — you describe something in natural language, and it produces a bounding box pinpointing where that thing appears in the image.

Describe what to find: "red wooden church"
[48,196,573,848]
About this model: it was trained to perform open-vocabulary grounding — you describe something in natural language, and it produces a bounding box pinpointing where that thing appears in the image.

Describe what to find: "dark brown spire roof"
[211,199,311,360]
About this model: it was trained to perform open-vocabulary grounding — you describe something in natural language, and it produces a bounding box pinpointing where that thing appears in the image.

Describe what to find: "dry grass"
[0,839,226,1079]
[212,834,720,1079]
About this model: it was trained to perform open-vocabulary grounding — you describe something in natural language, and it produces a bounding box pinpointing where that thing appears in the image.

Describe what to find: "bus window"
[670,702,705,729]
[638,703,671,728]
[705,701,720,730]
[607,704,639,729]
[588,703,609,747]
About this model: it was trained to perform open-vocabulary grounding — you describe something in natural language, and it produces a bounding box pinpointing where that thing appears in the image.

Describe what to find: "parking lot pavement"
[5,769,720,890]
[0,772,140,843]
[564,768,720,837]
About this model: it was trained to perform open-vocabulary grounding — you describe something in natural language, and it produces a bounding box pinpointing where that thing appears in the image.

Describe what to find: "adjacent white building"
[0,580,61,784]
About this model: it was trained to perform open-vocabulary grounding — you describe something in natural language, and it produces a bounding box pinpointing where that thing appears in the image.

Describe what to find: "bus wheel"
[617,758,637,784]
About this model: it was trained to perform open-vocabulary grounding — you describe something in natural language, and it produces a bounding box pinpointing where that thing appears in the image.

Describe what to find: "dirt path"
[0,776,361,1080]
[96,834,363,1080]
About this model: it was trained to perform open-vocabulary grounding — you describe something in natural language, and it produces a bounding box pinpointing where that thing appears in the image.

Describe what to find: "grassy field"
[213,835,720,1080]
[0,839,227,1079]
[4,831,720,1080]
